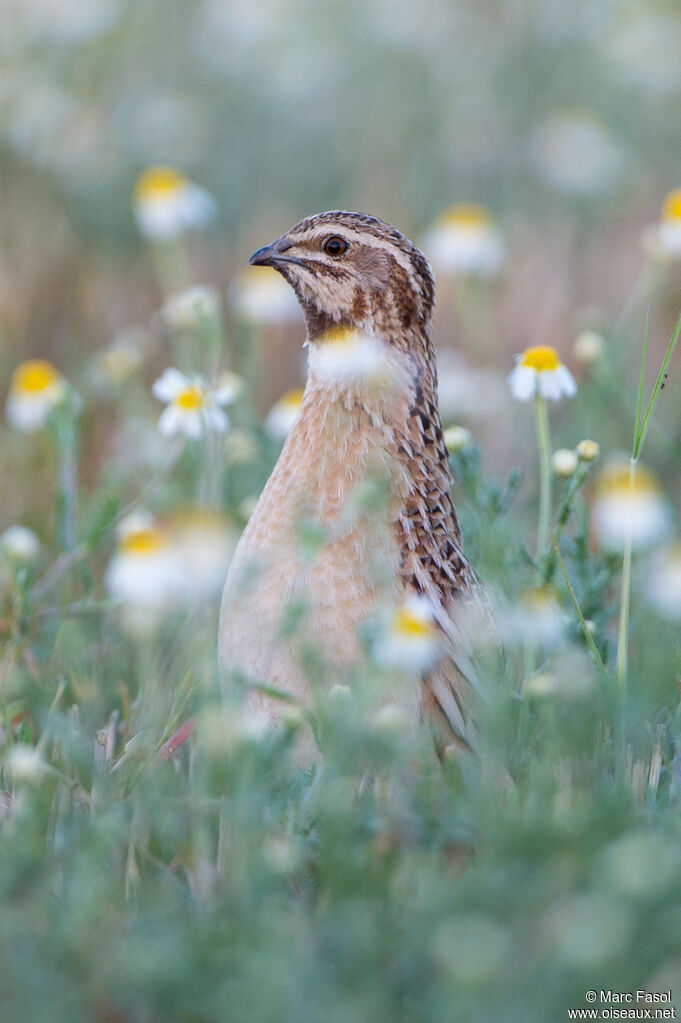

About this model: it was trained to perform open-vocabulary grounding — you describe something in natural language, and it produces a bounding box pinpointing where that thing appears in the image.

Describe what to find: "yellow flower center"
[175,386,204,410]
[12,359,62,394]
[279,388,304,409]
[393,607,436,639]
[440,203,492,230]
[519,346,562,372]
[318,326,358,346]
[520,587,560,614]
[134,166,187,202]
[662,189,681,223]
[597,464,661,497]
[120,528,167,555]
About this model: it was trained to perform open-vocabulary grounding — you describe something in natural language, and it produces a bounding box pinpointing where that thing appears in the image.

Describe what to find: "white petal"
[593,493,672,552]
[152,368,189,402]
[158,405,182,436]
[6,395,49,433]
[230,270,302,326]
[425,226,505,278]
[182,411,204,439]
[507,365,537,402]
[205,407,229,433]
[135,197,185,242]
[106,549,184,609]
[179,184,217,231]
[264,404,300,441]
[658,222,681,258]
[556,364,577,398]
[538,370,564,401]
[213,382,239,406]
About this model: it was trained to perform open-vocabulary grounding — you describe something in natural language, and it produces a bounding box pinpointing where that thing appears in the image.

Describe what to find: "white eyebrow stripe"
[290,226,417,276]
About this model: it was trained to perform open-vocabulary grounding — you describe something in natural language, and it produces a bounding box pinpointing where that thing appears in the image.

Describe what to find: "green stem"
[534,394,552,560]
[550,528,608,681]
[541,466,588,584]
[198,428,222,508]
[151,239,190,299]
[615,457,637,691]
[54,405,79,553]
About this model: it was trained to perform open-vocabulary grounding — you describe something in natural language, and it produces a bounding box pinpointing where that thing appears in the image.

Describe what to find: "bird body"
[219,211,485,750]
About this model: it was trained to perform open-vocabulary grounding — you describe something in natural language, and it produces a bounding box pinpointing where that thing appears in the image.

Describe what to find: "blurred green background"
[4,0,681,496]
[4,0,681,349]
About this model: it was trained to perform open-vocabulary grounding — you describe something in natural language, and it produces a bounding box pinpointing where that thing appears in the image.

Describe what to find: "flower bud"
[443,425,473,453]
[6,744,45,783]
[552,448,578,478]
[573,330,605,366]
[0,526,40,565]
[576,439,599,462]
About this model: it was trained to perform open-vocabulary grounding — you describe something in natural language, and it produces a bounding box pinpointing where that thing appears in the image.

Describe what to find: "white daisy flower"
[6,744,45,783]
[424,203,505,279]
[374,595,442,673]
[0,526,40,565]
[552,449,578,478]
[508,346,577,403]
[529,111,626,197]
[264,388,304,441]
[224,428,259,467]
[199,705,271,756]
[643,189,681,260]
[133,166,216,242]
[160,285,221,333]
[6,359,68,433]
[151,368,232,439]
[437,351,508,422]
[524,650,595,699]
[372,702,411,736]
[646,544,681,622]
[606,9,681,98]
[166,507,237,603]
[593,459,672,553]
[308,326,393,387]
[443,425,473,453]
[214,371,244,406]
[238,495,259,521]
[573,330,605,367]
[498,586,566,649]
[105,513,183,633]
[229,266,302,326]
[262,834,302,875]
[91,332,145,391]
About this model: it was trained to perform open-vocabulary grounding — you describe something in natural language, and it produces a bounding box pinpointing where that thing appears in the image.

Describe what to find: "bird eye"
[323,235,348,257]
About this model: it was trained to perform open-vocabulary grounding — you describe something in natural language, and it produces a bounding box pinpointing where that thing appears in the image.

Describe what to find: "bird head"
[248,211,435,346]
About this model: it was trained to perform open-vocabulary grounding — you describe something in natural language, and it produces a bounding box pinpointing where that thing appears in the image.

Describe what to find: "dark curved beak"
[248,236,305,268]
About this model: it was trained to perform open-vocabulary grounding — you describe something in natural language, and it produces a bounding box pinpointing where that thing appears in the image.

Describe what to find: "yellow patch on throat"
[519,346,561,372]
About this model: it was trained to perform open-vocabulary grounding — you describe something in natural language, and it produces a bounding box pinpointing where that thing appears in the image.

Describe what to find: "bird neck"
[300,322,449,487]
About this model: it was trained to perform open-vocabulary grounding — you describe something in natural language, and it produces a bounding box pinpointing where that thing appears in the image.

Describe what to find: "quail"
[219,211,488,753]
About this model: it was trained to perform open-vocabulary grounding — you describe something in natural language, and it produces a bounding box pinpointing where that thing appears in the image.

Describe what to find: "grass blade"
[633,312,681,459]
[633,308,649,449]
